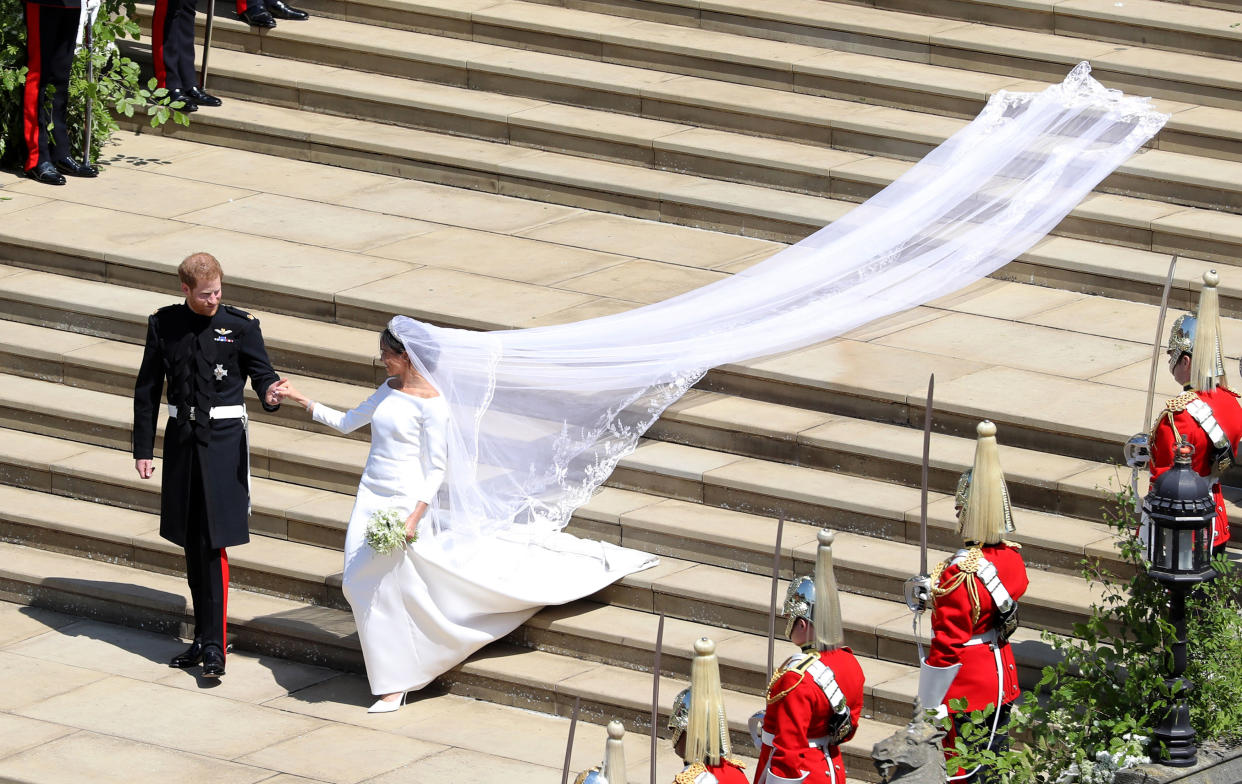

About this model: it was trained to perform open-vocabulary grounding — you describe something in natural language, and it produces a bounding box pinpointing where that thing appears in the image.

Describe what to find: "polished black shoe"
[169,640,206,668]
[26,161,66,186]
[238,6,277,27]
[53,157,99,178]
[166,88,198,113]
[268,0,309,19]
[201,647,226,678]
[186,87,223,108]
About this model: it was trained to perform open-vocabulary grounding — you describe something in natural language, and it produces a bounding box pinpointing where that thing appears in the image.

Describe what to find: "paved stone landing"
[0,600,757,784]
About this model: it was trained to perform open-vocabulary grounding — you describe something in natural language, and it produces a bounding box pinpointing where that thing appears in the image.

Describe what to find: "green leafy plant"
[0,0,188,168]
[939,487,1242,782]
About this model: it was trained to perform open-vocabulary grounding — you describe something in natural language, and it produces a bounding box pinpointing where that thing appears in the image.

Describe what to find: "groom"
[132,252,284,678]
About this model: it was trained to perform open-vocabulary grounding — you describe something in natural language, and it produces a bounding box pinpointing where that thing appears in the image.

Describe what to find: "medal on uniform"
[214,364,228,380]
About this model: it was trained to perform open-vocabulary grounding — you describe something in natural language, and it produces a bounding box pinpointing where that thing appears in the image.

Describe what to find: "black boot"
[26,161,66,186]
[169,640,206,668]
[268,0,309,19]
[201,646,226,678]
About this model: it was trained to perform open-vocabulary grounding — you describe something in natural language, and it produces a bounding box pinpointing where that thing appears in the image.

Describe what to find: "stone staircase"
[1,0,1242,779]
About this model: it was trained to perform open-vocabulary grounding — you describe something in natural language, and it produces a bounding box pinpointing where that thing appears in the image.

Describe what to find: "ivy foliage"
[938,488,1242,783]
[0,0,188,168]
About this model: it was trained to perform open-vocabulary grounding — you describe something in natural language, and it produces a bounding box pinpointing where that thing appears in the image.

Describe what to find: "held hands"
[265,379,289,407]
[135,459,155,479]
[269,379,314,411]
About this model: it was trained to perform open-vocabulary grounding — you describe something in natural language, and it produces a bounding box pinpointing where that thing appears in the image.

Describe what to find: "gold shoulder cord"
[725,758,747,770]
[675,762,707,784]
[930,546,985,625]
[766,654,814,705]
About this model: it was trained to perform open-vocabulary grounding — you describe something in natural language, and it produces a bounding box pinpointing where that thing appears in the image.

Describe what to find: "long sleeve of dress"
[313,385,387,434]
[416,400,449,505]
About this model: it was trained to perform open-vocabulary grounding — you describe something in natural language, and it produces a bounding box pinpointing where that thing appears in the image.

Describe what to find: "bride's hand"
[404,512,419,542]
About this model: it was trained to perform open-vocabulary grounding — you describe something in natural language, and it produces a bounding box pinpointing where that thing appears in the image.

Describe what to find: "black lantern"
[1142,442,1217,767]
[1143,443,1216,583]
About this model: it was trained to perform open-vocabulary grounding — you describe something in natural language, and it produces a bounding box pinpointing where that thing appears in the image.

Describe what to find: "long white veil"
[392,62,1167,558]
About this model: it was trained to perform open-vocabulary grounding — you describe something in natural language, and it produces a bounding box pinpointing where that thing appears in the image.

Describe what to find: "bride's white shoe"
[367,692,408,713]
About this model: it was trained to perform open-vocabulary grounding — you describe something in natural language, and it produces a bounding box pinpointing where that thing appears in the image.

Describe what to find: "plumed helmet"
[681,637,732,766]
[1188,270,1228,392]
[574,720,627,784]
[668,687,691,748]
[958,421,1016,545]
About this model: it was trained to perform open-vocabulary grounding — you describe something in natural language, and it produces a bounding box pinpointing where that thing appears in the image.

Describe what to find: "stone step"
[165,45,1242,267]
[204,0,1242,114]
[0,422,1102,648]
[137,9,1242,217]
[0,539,897,778]
[0,340,1146,578]
[529,0,1242,64]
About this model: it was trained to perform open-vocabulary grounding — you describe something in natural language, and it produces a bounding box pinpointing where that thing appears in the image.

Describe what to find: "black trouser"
[185,450,229,654]
[152,0,198,90]
[951,702,1011,784]
[22,3,77,170]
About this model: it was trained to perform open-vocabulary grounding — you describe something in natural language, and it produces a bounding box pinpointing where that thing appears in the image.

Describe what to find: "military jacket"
[675,760,748,784]
[133,302,279,549]
[755,647,864,784]
[926,543,1028,714]
[1151,386,1242,548]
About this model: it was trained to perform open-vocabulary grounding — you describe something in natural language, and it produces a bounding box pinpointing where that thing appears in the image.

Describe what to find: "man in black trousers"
[133,253,284,678]
[151,0,223,111]
[22,0,98,184]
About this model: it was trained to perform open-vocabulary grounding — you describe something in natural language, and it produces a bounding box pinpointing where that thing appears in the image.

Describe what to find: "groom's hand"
[265,379,288,407]
[135,459,155,479]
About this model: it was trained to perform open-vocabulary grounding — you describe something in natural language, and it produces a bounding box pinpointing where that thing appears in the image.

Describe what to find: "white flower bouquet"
[365,508,413,555]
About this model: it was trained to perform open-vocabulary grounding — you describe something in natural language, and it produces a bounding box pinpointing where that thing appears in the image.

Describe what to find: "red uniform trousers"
[755,647,865,784]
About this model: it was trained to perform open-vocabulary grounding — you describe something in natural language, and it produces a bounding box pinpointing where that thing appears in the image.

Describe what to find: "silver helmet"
[782,575,814,640]
[1168,313,1196,369]
[668,687,692,748]
[574,720,627,784]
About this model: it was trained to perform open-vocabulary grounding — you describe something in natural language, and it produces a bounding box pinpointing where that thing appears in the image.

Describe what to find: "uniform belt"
[760,730,832,748]
[166,404,246,421]
[963,629,999,647]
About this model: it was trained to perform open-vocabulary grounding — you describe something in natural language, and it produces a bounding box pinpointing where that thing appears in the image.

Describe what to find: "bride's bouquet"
[365,508,413,555]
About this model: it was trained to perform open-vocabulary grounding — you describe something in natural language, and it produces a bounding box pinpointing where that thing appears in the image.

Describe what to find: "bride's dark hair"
[382,325,439,371]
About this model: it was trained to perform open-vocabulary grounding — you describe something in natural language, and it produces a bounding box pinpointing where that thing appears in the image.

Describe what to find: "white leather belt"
[963,628,999,646]
[167,404,246,421]
[760,730,832,748]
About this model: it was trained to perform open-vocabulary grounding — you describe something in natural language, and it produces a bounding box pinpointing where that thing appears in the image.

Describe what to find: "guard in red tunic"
[754,530,865,784]
[668,637,749,784]
[1146,271,1240,556]
[918,420,1029,783]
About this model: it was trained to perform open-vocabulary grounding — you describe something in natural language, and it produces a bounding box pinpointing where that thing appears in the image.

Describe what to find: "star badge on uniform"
[214,364,228,380]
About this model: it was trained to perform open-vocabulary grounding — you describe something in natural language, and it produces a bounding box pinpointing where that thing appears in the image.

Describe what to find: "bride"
[274,324,657,712]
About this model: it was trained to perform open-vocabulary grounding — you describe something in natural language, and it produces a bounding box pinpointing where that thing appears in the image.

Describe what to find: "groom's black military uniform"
[133,301,280,674]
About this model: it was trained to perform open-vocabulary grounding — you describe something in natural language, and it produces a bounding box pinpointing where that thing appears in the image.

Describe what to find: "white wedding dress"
[313,382,657,695]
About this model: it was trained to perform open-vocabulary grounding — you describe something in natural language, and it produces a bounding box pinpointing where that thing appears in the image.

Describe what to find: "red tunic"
[1150,386,1242,548]
[926,544,1028,713]
[754,647,865,784]
[675,760,750,784]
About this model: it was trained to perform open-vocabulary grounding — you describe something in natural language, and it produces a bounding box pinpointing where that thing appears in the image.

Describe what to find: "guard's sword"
[1124,257,1180,496]
[199,0,217,90]
[765,512,785,681]
[904,374,934,615]
[649,613,664,784]
[561,695,581,784]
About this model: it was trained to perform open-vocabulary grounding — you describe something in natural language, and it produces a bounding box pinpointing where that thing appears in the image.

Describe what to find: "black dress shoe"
[170,640,206,668]
[53,157,99,178]
[201,647,226,678]
[268,0,309,19]
[238,6,277,27]
[166,88,198,113]
[186,87,223,108]
[26,161,66,186]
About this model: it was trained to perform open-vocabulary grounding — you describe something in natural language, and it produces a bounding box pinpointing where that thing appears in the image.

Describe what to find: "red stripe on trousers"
[220,548,229,652]
[236,0,247,15]
[152,0,168,87]
[22,3,42,171]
